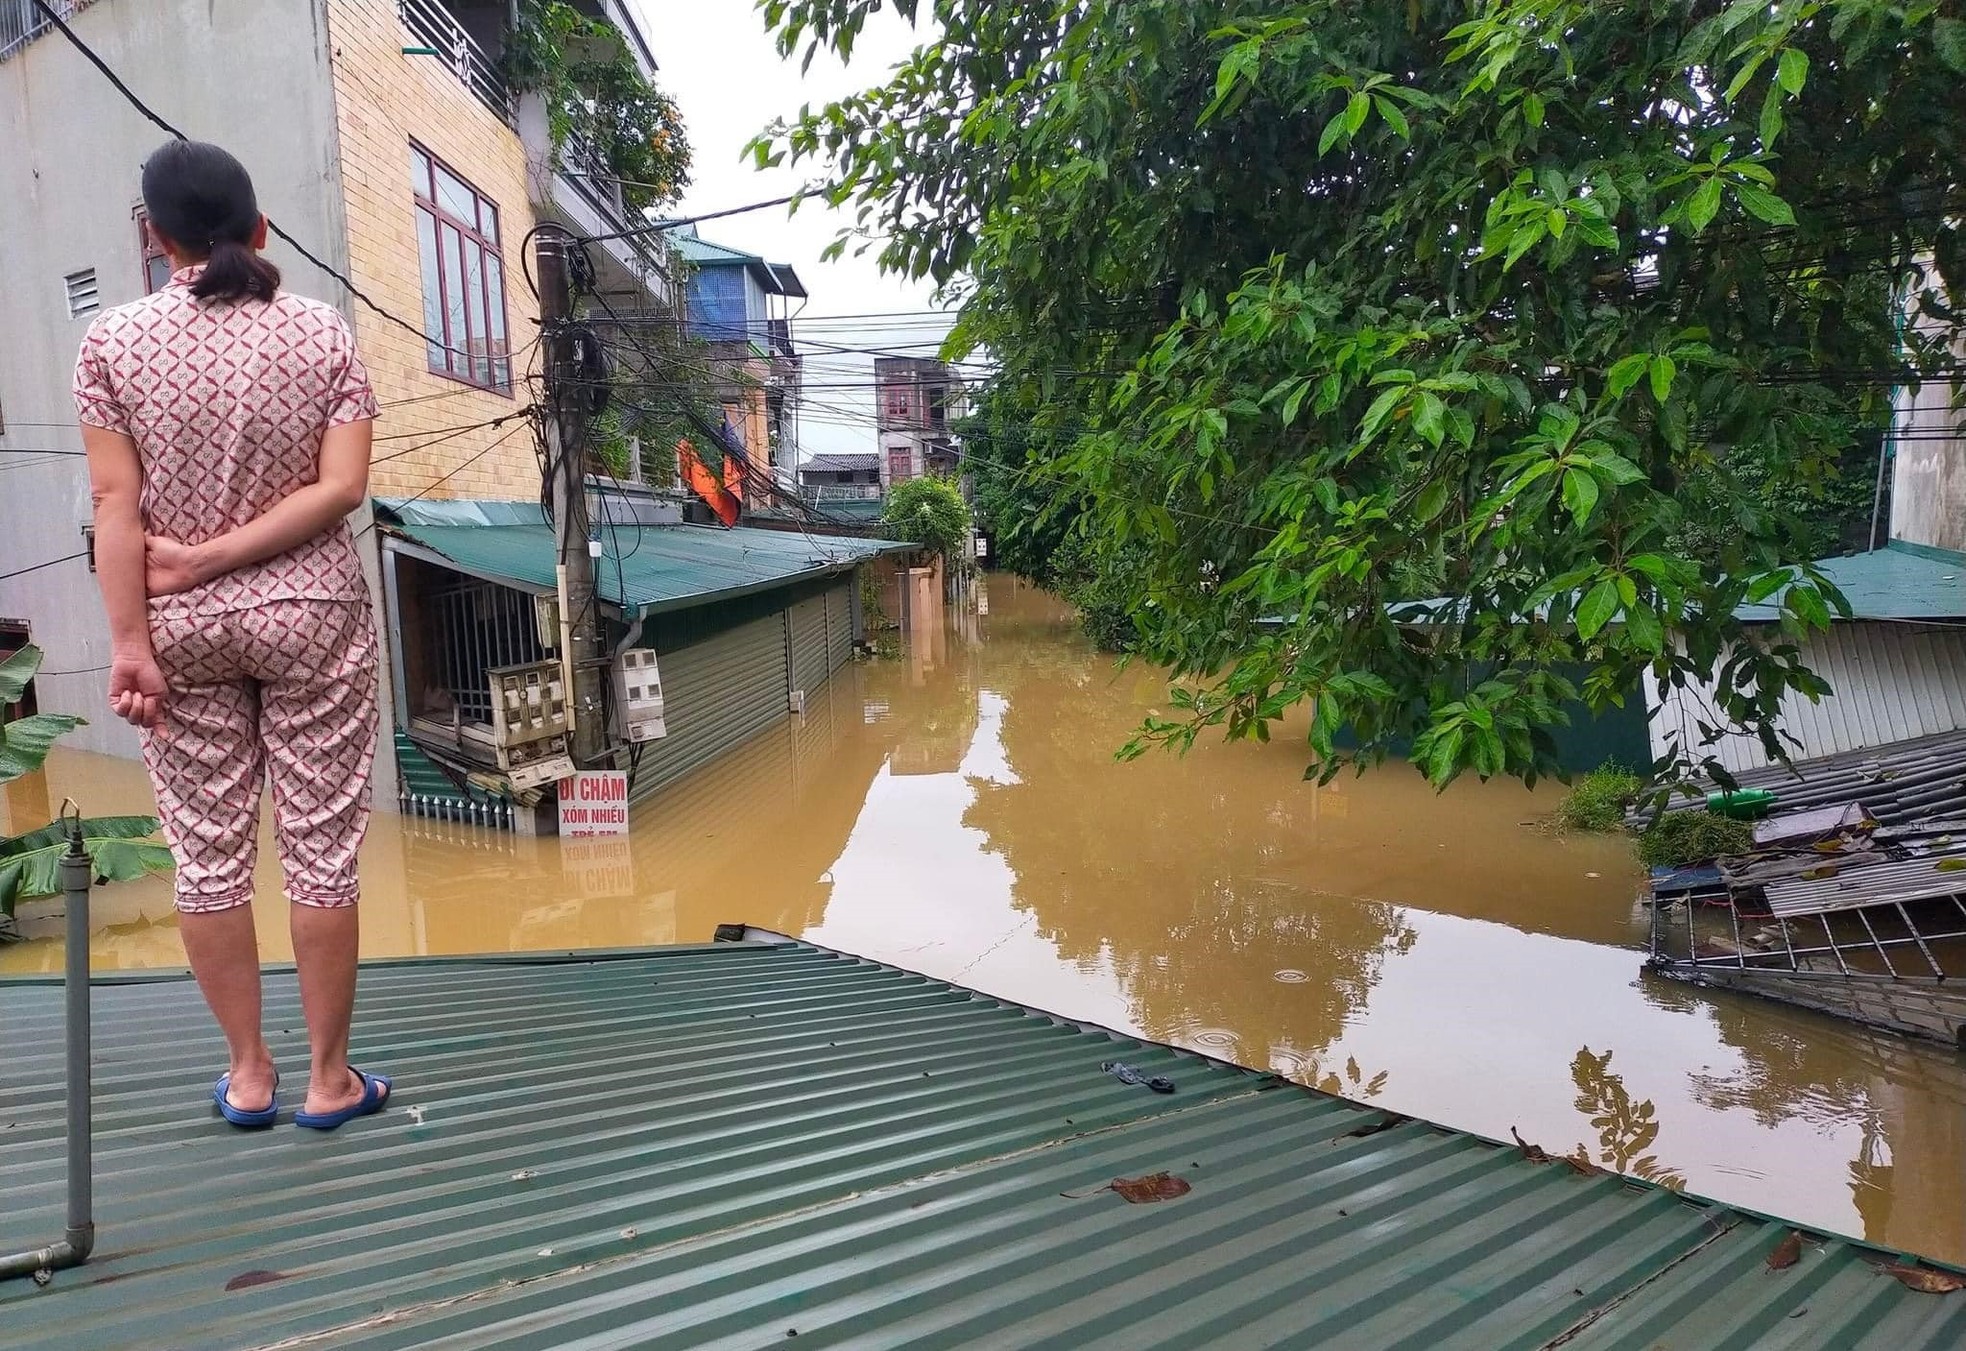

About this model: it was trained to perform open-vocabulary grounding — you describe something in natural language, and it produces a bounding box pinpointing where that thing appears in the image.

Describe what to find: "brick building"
[0,0,671,801]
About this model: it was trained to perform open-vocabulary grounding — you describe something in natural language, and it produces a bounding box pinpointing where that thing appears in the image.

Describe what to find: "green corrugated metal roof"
[5,939,1964,1349]
[1735,543,1966,622]
[375,499,912,618]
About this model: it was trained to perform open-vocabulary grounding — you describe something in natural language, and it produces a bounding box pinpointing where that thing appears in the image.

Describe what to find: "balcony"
[0,0,73,64]
[398,0,514,126]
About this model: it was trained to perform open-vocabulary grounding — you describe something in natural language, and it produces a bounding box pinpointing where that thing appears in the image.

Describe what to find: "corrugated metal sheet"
[826,577,855,670]
[1651,731,1966,828]
[1647,622,1966,773]
[4,941,1964,1350]
[374,499,910,618]
[788,593,830,702]
[623,614,789,804]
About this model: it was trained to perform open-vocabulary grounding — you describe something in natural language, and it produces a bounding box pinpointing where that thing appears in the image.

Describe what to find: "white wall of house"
[0,0,398,806]
[1888,263,1966,553]
[1646,621,1966,773]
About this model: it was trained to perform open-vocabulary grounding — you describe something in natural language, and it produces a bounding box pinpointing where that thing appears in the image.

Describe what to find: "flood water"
[6,578,1965,1264]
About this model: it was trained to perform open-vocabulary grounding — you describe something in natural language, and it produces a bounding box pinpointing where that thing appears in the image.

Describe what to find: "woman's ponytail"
[140,140,280,304]
[191,237,281,303]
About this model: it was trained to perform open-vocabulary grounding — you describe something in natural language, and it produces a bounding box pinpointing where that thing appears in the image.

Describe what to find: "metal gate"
[788,594,830,704]
[624,612,790,804]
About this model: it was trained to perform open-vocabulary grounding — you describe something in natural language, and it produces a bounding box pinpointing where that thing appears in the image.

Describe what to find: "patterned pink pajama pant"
[142,599,379,914]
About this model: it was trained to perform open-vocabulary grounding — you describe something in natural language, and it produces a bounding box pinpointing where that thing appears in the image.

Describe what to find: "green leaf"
[1649,356,1677,403]
[1787,584,1832,631]
[1413,392,1447,447]
[1503,219,1547,270]
[0,816,160,860]
[1414,479,1451,524]
[0,713,84,784]
[1344,91,1370,135]
[1522,92,1545,127]
[1358,386,1406,442]
[1778,47,1808,95]
[1734,182,1796,226]
[1585,447,1646,485]
[1759,85,1784,148]
[1562,468,1600,525]
[1577,579,1621,640]
[1686,177,1723,233]
[1317,110,1349,157]
[1938,18,1966,75]
[1624,602,1665,655]
[1372,94,1410,140]
[1606,353,1651,398]
[0,645,41,705]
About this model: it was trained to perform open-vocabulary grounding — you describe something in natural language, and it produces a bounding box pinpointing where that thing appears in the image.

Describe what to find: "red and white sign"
[557,770,629,837]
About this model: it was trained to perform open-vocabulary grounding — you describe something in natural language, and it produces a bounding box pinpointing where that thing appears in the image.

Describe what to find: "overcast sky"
[630,3,956,460]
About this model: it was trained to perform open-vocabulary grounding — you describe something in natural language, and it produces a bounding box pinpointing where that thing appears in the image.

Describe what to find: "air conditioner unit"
[612,648,667,742]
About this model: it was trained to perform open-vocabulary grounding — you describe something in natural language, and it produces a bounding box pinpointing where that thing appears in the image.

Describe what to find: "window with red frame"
[410,143,511,392]
[135,208,171,294]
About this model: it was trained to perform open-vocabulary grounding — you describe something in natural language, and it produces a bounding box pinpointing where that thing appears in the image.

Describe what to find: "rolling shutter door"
[825,580,854,673]
[624,612,790,803]
[789,594,830,703]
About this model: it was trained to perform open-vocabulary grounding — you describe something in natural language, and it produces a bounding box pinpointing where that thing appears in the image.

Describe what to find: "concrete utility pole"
[535,233,608,765]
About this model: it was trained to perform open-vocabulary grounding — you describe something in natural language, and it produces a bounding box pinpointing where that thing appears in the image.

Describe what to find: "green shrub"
[1556,766,1644,832]
[1635,811,1755,869]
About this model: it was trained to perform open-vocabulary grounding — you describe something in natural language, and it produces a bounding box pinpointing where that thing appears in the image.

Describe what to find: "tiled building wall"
[327,0,542,503]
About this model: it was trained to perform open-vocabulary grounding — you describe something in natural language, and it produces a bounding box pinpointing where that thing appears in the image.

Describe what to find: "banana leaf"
[0,713,86,784]
[0,644,41,704]
[0,816,172,919]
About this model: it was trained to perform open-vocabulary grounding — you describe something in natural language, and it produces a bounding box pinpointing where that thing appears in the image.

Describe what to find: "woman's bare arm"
[83,423,168,727]
[145,418,374,594]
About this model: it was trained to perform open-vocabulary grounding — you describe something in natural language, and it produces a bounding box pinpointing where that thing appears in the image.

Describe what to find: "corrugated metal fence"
[1648,621,1966,772]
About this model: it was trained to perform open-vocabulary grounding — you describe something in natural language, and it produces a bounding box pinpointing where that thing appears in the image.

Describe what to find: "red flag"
[678,438,740,527]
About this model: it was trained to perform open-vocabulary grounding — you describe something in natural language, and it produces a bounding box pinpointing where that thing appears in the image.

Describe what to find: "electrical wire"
[29,0,494,366]
[0,550,90,584]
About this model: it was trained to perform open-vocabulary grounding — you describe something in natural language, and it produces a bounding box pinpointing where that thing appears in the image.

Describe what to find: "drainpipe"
[0,811,95,1281]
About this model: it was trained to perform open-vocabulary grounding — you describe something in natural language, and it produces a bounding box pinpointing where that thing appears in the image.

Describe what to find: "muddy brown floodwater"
[7,578,1966,1264]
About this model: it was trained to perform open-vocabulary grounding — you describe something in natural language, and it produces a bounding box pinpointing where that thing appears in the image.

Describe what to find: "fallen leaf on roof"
[1565,1146,1604,1177]
[1882,1263,1966,1294]
[224,1269,292,1291]
[1340,1113,1409,1140]
[1767,1231,1803,1271]
[1112,1172,1192,1203]
[1937,859,1966,873]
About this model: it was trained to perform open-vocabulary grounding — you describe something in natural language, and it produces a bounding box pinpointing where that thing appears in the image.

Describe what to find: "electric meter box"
[613,648,667,743]
[488,661,572,784]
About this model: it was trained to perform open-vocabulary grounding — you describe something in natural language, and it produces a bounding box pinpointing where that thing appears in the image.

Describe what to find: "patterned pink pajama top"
[72,265,378,613]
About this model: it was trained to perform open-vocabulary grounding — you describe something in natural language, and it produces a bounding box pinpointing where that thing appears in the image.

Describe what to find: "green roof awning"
[375,499,914,618]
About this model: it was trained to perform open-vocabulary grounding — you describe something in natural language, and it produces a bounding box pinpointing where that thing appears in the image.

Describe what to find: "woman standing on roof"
[76,140,391,1132]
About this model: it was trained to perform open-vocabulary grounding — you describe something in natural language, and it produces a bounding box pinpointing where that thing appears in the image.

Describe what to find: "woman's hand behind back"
[145,535,214,596]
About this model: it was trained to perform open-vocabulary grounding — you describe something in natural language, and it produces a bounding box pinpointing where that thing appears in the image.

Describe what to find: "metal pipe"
[0,813,94,1281]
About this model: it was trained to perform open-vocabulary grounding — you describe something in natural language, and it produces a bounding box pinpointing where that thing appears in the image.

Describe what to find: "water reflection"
[6,578,1965,1265]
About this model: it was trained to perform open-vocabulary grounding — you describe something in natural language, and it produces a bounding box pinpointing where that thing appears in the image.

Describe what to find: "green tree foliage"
[759,0,1966,788]
[504,1,691,213]
[0,646,172,931]
[881,475,972,558]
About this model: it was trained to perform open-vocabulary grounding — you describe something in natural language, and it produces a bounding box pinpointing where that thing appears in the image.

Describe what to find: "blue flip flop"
[294,1068,392,1132]
[214,1070,280,1129]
